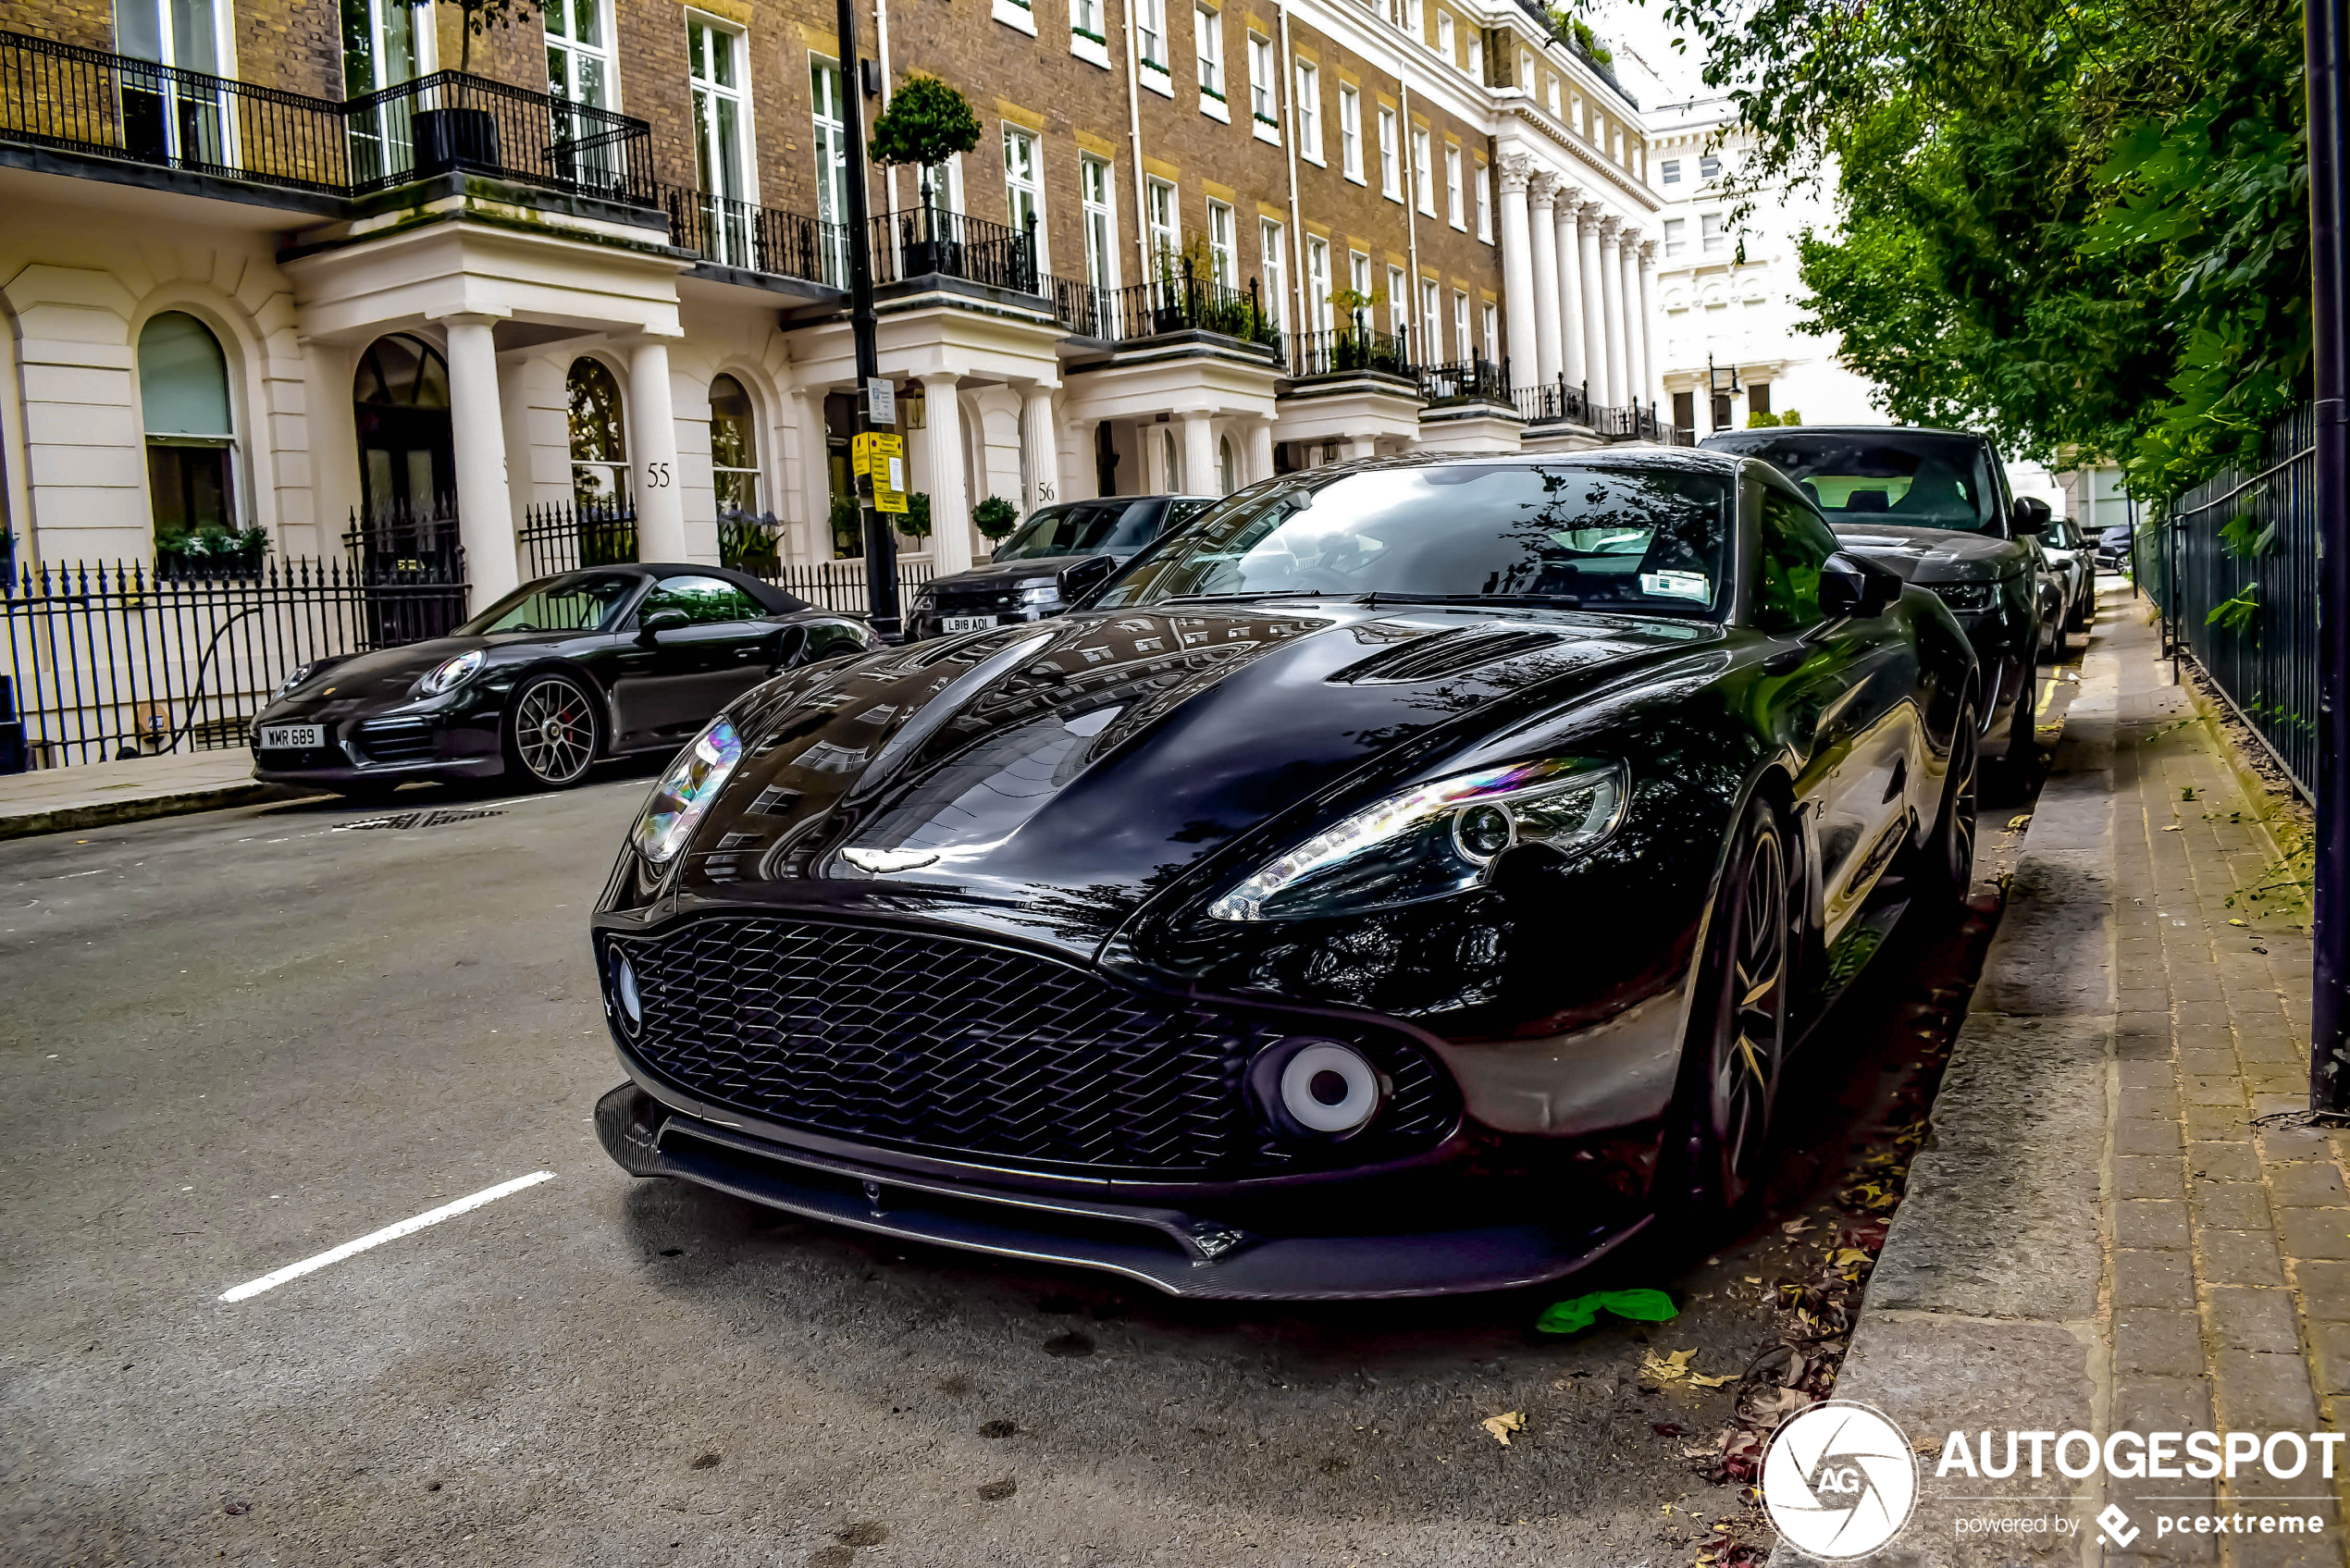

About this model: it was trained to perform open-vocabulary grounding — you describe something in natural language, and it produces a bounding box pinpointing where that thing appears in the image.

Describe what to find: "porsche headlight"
[272,661,328,701]
[1208,758,1626,921]
[631,716,745,865]
[417,649,484,695]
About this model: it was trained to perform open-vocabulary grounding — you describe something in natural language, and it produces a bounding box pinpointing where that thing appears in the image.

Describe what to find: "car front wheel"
[1923,698,1980,898]
[504,673,600,788]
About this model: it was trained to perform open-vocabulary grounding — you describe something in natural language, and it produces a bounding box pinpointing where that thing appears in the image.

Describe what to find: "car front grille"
[354,716,435,762]
[932,586,1032,614]
[610,915,1456,1178]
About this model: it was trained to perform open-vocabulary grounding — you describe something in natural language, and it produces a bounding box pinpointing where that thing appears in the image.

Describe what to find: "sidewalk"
[0,749,314,840]
[1823,585,2343,1565]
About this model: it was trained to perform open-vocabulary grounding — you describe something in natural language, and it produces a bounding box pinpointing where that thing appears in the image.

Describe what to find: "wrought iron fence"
[1419,358,1511,404]
[2160,404,2318,795]
[753,559,936,618]
[872,202,1039,294]
[1,551,468,770]
[1092,265,1282,352]
[0,28,655,206]
[1514,375,1592,426]
[1292,317,1414,379]
[662,182,846,286]
[518,498,639,580]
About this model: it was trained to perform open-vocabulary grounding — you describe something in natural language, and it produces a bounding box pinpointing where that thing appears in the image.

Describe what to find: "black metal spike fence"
[0,549,467,771]
[518,497,640,579]
[2158,403,2320,796]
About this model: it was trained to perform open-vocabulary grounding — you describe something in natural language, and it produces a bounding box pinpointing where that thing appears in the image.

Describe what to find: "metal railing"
[756,560,937,618]
[2159,404,2318,795]
[872,202,1039,294]
[1292,316,1415,379]
[1419,358,1512,404]
[1514,375,1592,426]
[518,498,638,581]
[0,29,655,206]
[662,182,847,287]
[1089,263,1283,352]
[1,549,467,770]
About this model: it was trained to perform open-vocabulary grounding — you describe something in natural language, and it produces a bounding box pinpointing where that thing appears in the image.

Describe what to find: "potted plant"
[972,495,1020,543]
[829,492,863,559]
[155,524,270,581]
[869,76,982,278]
[898,491,934,541]
[406,0,544,177]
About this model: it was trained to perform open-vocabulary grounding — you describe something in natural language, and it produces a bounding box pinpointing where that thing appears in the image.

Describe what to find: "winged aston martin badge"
[842,846,942,873]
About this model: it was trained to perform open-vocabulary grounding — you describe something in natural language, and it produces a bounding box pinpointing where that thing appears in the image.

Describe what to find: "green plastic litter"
[1534,1288,1679,1335]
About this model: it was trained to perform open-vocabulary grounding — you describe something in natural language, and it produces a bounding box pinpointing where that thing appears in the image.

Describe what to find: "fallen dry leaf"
[1688,1371,1738,1389]
[1780,1218,1814,1236]
[2007,814,2031,831]
[1744,1386,1813,1423]
[1482,1411,1525,1446]
[2164,824,2183,832]
[1640,1349,1697,1382]
[2228,918,2248,927]
[1831,1248,1873,1266]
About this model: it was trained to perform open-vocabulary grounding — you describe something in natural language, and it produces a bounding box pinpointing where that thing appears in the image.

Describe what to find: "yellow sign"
[857,432,908,514]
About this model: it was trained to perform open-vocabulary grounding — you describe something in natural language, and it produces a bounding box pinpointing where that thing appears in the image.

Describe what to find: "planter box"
[412,106,501,176]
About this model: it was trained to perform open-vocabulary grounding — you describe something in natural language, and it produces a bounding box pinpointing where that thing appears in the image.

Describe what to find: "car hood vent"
[1330,625,1567,684]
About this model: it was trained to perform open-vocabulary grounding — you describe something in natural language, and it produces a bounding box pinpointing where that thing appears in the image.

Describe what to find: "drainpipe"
[1399,73,1421,362]
[874,0,897,229]
[1123,0,1151,289]
[1277,1,1307,341]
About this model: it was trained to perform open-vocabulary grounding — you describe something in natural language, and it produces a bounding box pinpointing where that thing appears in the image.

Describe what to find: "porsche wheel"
[1924,700,1980,899]
[1664,796,1794,1216]
[504,673,600,788]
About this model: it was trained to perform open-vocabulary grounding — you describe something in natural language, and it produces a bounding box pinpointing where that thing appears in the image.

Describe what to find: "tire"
[1660,796,1796,1216]
[1923,699,1980,900]
[503,672,601,788]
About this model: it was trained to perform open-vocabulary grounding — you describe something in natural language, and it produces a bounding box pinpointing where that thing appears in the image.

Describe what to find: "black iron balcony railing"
[1084,262,1283,352]
[1419,357,1511,404]
[661,182,847,287]
[1292,315,1415,379]
[1514,374,1593,426]
[0,29,654,205]
[872,202,1039,294]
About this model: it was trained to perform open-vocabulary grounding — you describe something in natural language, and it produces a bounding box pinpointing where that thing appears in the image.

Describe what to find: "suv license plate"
[258,722,325,749]
[940,615,998,633]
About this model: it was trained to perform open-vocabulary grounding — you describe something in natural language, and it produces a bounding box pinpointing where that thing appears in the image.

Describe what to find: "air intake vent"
[1330,626,1566,684]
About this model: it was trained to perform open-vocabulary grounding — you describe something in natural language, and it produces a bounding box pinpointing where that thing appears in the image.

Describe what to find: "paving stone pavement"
[1797,584,2345,1567]
[0,747,314,838]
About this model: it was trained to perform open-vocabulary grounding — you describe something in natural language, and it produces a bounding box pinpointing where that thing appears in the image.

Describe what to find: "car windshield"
[1095,462,1735,617]
[991,500,1169,562]
[458,573,639,636]
[1709,431,2000,534]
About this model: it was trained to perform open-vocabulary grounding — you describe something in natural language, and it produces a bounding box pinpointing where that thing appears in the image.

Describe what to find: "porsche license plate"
[258,722,325,749]
[940,614,998,633]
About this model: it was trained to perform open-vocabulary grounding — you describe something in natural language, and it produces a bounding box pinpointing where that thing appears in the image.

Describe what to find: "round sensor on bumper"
[1248,1037,1386,1139]
[610,950,643,1035]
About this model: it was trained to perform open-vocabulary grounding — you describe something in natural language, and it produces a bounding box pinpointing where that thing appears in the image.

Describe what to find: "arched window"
[139,311,236,542]
[352,332,451,517]
[568,357,628,503]
[1161,428,1181,492]
[1218,435,1236,495]
[709,374,760,518]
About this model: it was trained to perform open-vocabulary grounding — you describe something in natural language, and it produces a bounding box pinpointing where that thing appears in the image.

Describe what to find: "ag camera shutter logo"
[1762,1401,1921,1560]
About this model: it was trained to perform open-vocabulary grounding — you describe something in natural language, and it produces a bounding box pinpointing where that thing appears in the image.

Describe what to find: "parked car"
[1702,425,2058,768]
[251,564,875,798]
[589,451,1980,1299]
[2096,523,2135,571]
[904,495,1218,640]
[2035,513,2097,631]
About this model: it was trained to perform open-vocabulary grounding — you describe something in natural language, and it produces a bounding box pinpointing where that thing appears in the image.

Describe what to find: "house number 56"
[643,462,673,488]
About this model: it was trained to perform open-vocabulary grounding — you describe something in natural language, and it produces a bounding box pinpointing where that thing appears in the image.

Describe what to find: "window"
[1194,6,1224,97]
[545,0,616,111]
[1418,277,1440,360]
[1480,301,1499,361]
[1218,436,1237,495]
[1755,493,1839,632]
[1137,0,1168,69]
[1387,265,1409,339]
[687,19,749,266]
[1146,178,1181,274]
[340,0,427,182]
[1003,126,1046,268]
[1663,216,1687,257]
[1260,218,1287,328]
[709,373,760,519]
[1466,32,1481,76]
[1305,236,1332,332]
[1071,0,1102,38]
[1614,128,1624,164]
[1475,157,1491,240]
[1081,155,1118,288]
[140,311,237,544]
[1377,106,1401,198]
[1443,142,1464,228]
[1547,76,1561,117]
[566,356,628,504]
[1247,33,1277,127]
[1661,158,1681,185]
[1674,389,1697,433]
[1700,154,1722,180]
[352,333,449,515]
[642,574,766,627]
[1518,50,1535,90]
[1293,60,1321,162]
[1349,250,1371,306]
[1453,290,1470,361]
[1404,0,1423,37]
[1410,127,1433,215]
[1436,11,1453,58]
[1206,198,1235,285]
[1338,84,1362,179]
[1701,212,1726,253]
[1750,382,1773,417]
[810,57,850,285]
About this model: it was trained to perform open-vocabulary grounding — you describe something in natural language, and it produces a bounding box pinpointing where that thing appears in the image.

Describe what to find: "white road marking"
[217,1170,555,1303]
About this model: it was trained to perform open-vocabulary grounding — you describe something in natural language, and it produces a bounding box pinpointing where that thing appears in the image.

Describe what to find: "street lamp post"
[835,0,901,640]
[2311,0,2350,1110]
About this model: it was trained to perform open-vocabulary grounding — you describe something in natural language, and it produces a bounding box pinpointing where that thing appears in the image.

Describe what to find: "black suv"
[906,494,1218,640]
[1702,426,2061,769]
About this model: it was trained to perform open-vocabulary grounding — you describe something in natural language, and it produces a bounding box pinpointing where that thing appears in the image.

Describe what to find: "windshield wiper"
[1360,592,1585,610]
[1156,590,1338,604]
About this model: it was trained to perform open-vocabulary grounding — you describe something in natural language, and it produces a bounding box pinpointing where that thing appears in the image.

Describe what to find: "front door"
[353,334,454,519]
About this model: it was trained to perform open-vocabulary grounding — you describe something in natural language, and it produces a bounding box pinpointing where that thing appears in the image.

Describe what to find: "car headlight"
[1207,757,1626,921]
[630,716,746,865]
[417,649,484,695]
[1927,582,1994,612]
[272,661,328,701]
[1019,583,1061,605]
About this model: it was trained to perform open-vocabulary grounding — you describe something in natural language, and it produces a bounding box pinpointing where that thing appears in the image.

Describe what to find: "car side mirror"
[1821,552,1900,620]
[637,609,688,643]
[2010,496,2052,537]
[1057,553,1117,605]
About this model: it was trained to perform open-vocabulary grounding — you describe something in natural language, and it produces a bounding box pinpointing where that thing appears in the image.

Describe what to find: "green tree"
[409,0,547,74]
[868,75,982,170]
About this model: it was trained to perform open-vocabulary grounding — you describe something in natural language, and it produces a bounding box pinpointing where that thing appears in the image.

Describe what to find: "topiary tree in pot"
[869,76,982,274]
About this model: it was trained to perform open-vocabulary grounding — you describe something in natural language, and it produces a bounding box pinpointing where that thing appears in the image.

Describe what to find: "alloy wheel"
[513,677,596,785]
[1711,821,1789,1206]
[1944,711,1980,892]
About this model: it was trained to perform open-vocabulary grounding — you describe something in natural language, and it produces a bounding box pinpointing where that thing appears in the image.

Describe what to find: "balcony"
[1290,317,1416,382]
[1418,358,1513,406]
[1053,260,1282,357]
[872,203,1041,295]
[661,182,847,296]
[0,28,655,211]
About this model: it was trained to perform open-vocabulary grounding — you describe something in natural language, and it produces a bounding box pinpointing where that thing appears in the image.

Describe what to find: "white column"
[1180,410,1215,499]
[1248,417,1276,483]
[1526,174,1563,388]
[1577,212,1610,408]
[1620,234,1649,416]
[1141,423,1169,492]
[1553,192,1586,389]
[1020,386,1060,512]
[1495,154,1538,381]
[438,314,518,603]
[1341,436,1377,461]
[921,371,971,574]
[625,336,691,563]
[1065,417,1099,500]
[1598,221,1628,413]
[1637,240,1662,414]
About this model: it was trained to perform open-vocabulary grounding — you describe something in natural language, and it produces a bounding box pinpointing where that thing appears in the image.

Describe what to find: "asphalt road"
[0,695,2058,1567]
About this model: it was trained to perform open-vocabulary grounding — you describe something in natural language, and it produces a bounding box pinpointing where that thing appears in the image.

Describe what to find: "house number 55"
[643,462,673,488]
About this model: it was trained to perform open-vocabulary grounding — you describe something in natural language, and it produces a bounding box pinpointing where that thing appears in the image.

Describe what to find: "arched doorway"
[352,333,451,518]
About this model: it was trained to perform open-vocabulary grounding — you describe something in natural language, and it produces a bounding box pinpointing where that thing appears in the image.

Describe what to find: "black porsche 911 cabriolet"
[589,451,1982,1299]
[250,564,876,797]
